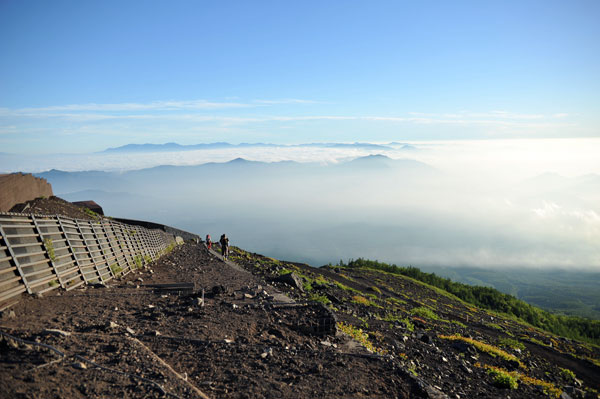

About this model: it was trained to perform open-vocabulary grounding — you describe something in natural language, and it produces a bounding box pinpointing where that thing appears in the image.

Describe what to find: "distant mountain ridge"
[100,141,403,153]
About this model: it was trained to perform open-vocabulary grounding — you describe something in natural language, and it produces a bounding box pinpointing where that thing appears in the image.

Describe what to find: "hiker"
[206,234,212,250]
[220,234,229,259]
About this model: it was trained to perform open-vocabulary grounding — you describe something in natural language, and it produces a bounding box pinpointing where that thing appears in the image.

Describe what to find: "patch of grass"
[338,273,356,282]
[337,322,386,355]
[386,297,407,306]
[487,323,504,331]
[83,208,100,220]
[475,364,561,398]
[526,337,551,347]
[43,238,56,262]
[487,367,518,389]
[48,279,59,288]
[351,295,381,308]
[144,255,152,264]
[411,306,439,320]
[440,334,524,368]
[370,286,382,294]
[499,337,525,351]
[560,368,576,382]
[308,293,331,305]
[110,264,123,276]
[377,312,415,331]
[450,320,467,328]
[334,281,360,294]
[134,255,143,269]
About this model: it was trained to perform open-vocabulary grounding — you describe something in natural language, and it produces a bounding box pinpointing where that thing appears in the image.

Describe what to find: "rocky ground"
[1,199,599,398]
[1,243,422,398]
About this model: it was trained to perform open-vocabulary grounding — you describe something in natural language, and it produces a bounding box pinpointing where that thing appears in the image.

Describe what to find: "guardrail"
[0,212,176,311]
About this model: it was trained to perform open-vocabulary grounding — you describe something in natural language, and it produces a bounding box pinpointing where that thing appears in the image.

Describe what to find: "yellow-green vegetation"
[43,238,56,262]
[386,297,407,306]
[339,258,600,346]
[450,320,467,328]
[370,286,382,294]
[411,306,440,320]
[487,323,504,331]
[134,255,143,269]
[110,264,123,276]
[487,367,519,389]
[380,313,415,331]
[144,255,152,264]
[337,322,386,355]
[337,273,356,282]
[351,295,381,308]
[48,279,59,288]
[585,357,600,367]
[83,208,100,220]
[499,337,525,351]
[334,281,360,294]
[308,293,331,305]
[475,363,561,398]
[560,368,576,382]
[440,334,524,368]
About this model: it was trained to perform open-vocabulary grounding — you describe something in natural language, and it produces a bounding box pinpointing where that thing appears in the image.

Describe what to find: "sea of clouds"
[2,138,599,270]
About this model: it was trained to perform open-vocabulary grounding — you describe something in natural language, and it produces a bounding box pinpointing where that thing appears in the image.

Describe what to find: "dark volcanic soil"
[0,244,418,399]
[9,196,100,221]
[1,241,599,398]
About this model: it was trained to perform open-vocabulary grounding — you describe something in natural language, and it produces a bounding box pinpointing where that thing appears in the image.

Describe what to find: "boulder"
[275,272,304,292]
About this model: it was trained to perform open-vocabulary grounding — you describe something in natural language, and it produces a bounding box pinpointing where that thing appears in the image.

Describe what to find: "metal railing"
[0,212,176,310]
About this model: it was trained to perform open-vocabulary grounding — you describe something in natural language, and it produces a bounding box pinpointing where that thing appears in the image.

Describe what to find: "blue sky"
[1,0,599,153]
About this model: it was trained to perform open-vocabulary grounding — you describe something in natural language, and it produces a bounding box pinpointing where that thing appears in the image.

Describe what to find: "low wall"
[0,212,176,310]
[0,173,54,212]
[114,217,199,241]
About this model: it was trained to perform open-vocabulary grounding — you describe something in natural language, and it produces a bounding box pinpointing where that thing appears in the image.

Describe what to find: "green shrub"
[560,368,576,382]
[488,368,518,389]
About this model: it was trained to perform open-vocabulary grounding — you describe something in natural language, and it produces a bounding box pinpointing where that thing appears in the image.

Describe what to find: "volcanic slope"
[1,243,418,398]
[228,246,600,399]
[1,240,599,398]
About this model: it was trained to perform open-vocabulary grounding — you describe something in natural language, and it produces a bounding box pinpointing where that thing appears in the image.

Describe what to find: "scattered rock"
[126,327,136,335]
[43,328,71,337]
[72,362,87,370]
[192,297,204,306]
[107,321,119,329]
[260,347,273,358]
[417,332,431,344]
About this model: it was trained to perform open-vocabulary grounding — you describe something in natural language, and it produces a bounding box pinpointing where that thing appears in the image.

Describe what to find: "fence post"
[76,220,103,283]
[31,215,64,289]
[57,216,88,284]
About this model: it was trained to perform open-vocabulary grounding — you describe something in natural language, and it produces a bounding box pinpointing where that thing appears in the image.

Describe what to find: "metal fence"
[0,212,176,311]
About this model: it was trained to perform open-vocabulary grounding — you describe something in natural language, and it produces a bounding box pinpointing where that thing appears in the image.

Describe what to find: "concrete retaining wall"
[0,173,54,212]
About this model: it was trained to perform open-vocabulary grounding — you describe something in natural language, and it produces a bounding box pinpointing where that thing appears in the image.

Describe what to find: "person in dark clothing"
[219,234,229,259]
[206,234,212,250]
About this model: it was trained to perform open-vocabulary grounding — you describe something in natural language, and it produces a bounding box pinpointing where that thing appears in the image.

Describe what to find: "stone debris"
[72,362,87,370]
[43,329,71,337]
